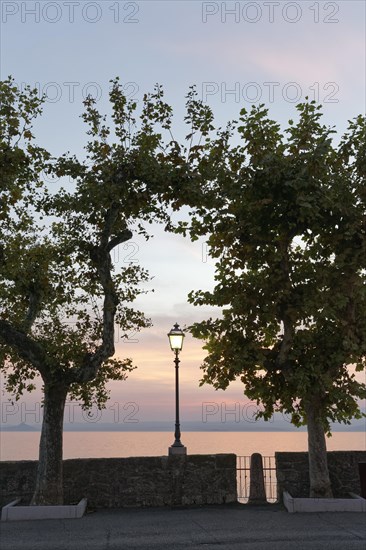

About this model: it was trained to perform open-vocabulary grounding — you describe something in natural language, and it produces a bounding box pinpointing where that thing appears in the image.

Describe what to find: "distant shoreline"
[1,422,365,433]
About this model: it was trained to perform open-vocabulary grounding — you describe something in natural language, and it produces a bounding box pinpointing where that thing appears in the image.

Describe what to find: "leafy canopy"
[178,101,366,433]
[0,77,190,407]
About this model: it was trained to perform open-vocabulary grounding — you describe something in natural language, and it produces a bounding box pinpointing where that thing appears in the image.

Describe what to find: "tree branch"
[99,203,120,248]
[106,229,133,252]
[71,207,132,384]
[0,319,49,379]
[276,238,295,368]
[21,285,43,333]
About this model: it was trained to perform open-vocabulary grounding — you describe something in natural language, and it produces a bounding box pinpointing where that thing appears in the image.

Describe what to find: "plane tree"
[0,78,181,505]
[179,101,366,498]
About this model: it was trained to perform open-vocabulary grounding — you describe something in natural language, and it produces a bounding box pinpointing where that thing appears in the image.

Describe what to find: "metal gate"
[237,455,277,503]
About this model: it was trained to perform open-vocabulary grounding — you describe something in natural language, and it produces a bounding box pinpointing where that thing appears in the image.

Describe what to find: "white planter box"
[283,491,366,513]
[1,498,87,521]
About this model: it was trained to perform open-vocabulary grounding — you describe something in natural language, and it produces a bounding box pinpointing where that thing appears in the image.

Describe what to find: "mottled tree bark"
[31,383,68,505]
[305,397,333,498]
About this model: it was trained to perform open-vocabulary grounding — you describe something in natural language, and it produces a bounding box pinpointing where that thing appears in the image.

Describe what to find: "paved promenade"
[1,503,365,550]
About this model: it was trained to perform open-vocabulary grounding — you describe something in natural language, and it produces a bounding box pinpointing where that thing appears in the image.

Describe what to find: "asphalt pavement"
[1,503,365,550]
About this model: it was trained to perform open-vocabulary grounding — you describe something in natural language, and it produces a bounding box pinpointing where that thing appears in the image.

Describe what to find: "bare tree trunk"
[31,382,68,505]
[305,397,333,498]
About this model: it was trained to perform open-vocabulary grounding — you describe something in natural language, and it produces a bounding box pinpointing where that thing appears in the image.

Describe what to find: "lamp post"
[167,323,187,456]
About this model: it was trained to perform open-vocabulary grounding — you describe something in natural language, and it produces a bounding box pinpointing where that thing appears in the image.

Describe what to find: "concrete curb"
[1,497,87,521]
[283,491,366,513]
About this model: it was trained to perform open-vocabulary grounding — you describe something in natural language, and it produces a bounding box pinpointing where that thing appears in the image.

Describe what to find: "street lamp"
[167,323,187,456]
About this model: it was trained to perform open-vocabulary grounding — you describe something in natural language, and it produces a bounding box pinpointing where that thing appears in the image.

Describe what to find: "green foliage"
[0,77,49,222]
[0,77,182,409]
[182,101,366,434]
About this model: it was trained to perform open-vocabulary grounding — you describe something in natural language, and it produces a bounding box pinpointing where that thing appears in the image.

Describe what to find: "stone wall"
[276,451,366,499]
[0,454,237,508]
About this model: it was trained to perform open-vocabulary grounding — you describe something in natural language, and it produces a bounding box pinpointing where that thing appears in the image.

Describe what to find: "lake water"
[1,431,365,461]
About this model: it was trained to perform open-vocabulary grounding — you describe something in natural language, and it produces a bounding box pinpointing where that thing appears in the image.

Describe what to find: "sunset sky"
[1,0,365,428]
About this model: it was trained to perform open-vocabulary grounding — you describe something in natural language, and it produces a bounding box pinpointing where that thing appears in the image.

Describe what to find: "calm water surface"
[1,431,365,460]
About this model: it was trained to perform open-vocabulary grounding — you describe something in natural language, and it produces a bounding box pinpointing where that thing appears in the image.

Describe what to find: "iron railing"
[237,455,277,503]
